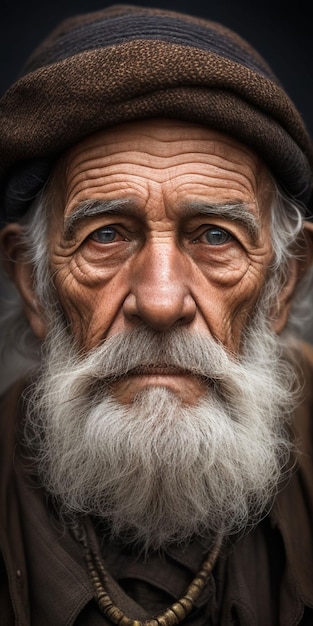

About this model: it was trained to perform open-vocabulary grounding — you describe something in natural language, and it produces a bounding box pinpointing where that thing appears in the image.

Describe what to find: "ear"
[0,223,48,339]
[271,221,313,334]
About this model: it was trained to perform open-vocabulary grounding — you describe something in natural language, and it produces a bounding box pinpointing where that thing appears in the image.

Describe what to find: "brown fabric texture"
[0,4,313,225]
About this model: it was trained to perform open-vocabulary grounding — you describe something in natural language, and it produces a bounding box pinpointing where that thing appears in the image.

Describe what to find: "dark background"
[1,0,313,341]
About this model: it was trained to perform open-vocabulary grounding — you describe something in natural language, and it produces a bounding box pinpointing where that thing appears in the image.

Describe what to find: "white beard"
[23,316,297,552]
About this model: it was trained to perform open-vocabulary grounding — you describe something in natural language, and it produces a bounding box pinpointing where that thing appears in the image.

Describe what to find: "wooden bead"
[170,603,187,620]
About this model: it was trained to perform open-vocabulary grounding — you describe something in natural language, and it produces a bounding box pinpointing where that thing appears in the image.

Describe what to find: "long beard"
[23,313,297,552]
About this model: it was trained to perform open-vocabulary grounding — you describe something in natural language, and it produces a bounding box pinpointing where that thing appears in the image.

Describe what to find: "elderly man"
[0,4,313,625]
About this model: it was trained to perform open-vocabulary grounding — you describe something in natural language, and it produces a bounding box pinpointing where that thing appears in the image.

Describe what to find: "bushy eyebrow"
[64,198,260,244]
[64,198,135,238]
[182,201,260,244]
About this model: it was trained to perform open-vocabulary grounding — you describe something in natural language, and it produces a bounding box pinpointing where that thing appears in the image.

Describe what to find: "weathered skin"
[2,118,304,404]
[49,119,277,403]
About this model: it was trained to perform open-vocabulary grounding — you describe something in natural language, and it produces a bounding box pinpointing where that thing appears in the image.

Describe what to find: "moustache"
[64,327,242,391]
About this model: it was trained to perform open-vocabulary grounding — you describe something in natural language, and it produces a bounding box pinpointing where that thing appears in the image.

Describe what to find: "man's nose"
[123,242,197,331]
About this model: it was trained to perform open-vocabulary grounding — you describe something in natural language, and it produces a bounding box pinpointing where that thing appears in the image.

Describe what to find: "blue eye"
[204,227,231,245]
[90,227,118,243]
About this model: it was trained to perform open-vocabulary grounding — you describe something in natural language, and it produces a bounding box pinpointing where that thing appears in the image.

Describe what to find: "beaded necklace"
[73,522,222,626]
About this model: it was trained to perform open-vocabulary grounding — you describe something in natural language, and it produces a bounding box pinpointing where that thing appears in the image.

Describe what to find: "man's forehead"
[46,118,273,233]
[61,119,269,203]
[65,118,263,164]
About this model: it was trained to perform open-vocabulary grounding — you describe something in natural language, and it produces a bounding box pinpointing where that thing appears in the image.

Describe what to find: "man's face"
[10,119,296,548]
[49,118,274,404]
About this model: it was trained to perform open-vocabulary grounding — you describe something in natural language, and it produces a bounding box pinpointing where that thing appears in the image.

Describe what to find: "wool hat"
[1,3,313,226]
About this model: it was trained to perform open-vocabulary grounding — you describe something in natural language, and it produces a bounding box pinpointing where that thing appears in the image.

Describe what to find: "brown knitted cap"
[1,3,313,225]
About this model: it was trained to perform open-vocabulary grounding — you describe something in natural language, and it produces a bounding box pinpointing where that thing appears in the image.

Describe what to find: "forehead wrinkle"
[181,201,260,244]
[63,198,136,238]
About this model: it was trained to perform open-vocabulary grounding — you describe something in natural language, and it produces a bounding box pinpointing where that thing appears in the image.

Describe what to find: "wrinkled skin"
[1,119,303,405]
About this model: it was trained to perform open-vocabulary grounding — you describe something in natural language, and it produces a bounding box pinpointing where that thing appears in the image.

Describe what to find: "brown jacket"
[1,345,313,625]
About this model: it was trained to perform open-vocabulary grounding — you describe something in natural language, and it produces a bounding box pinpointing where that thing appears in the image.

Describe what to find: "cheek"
[53,258,130,347]
[194,264,268,352]
[230,275,269,348]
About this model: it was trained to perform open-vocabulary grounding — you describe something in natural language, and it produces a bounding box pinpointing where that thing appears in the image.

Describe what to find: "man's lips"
[109,365,210,386]
[126,365,193,376]
[108,365,210,404]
